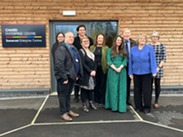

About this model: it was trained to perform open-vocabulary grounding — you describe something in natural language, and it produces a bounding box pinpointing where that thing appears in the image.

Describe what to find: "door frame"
[49,20,118,93]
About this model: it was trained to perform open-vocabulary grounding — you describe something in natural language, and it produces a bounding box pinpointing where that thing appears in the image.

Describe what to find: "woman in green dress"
[105,35,127,112]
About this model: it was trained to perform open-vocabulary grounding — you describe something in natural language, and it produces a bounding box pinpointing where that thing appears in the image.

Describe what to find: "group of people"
[52,25,166,121]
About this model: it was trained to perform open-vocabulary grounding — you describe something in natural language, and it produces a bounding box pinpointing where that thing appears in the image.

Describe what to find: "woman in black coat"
[79,36,97,112]
[52,32,65,64]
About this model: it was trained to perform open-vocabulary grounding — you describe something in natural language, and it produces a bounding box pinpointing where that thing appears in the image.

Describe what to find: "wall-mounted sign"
[1,24,46,47]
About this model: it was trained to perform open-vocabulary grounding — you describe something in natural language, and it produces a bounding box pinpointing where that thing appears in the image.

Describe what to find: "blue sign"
[1,24,46,47]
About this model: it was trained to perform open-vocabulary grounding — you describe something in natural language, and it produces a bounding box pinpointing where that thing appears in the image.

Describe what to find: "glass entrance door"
[50,21,118,92]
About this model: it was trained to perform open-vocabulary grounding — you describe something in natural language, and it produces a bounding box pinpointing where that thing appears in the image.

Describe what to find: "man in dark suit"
[73,24,93,102]
[54,32,83,121]
[121,28,137,106]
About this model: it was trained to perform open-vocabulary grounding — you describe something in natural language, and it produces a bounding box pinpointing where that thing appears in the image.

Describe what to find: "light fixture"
[63,10,76,16]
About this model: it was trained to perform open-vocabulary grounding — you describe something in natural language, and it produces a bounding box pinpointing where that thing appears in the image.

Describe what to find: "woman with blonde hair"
[79,36,97,112]
[129,33,156,114]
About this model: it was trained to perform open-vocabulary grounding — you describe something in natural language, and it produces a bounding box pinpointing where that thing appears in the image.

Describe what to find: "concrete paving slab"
[2,122,183,137]
[36,96,136,123]
[138,96,183,130]
[0,97,45,134]
[0,95,182,137]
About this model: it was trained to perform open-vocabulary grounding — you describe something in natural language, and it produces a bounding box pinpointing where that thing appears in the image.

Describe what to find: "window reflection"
[55,21,118,47]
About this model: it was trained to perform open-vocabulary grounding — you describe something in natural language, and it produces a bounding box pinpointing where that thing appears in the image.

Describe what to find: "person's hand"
[116,65,124,73]
[115,67,121,73]
[63,80,68,84]
[152,74,156,77]
[110,64,117,72]
[90,70,96,76]
[129,75,133,80]
[156,67,160,72]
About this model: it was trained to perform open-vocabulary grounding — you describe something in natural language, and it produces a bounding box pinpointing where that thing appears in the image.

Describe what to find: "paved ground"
[0,94,182,137]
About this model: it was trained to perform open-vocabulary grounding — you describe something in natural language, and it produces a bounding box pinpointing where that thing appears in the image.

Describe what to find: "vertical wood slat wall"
[0,0,182,90]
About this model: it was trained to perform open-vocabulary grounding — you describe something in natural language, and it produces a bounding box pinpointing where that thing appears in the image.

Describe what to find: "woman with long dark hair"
[105,35,127,112]
[52,32,65,64]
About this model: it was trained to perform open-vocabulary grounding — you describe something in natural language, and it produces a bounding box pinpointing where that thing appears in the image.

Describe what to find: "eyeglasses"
[58,36,64,38]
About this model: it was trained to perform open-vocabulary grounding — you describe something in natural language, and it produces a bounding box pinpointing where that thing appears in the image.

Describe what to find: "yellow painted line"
[33,119,142,126]
[143,120,183,133]
[31,95,49,124]
[0,124,31,137]
[129,106,143,121]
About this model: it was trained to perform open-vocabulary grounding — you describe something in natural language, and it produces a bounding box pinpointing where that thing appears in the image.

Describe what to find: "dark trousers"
[126,66,131,103]
[151,78,161,103]
[57,79,75,115]
[133,74,152,110]
[94,66,106,104]
[74,84,80,99]
[81,88,93,103]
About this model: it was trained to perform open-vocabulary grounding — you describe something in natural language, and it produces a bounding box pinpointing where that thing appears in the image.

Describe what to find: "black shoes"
[126,101,132,106]
[143,109,151,114]
[135,108,143,113]
[135,108,151,114]
[126,99,132,106]
[74,97,79,103]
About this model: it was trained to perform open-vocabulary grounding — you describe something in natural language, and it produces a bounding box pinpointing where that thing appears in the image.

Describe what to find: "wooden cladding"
[0,0,183,89]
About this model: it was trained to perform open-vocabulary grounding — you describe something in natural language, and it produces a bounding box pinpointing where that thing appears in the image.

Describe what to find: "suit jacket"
[130,38,137,47]
[52,41,64,66]
[54,42,83,82]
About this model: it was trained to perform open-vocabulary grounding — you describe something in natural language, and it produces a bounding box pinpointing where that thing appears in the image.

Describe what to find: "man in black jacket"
[54,32,83,121]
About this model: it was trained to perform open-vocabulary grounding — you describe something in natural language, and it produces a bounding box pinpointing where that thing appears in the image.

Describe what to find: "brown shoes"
[153,103,159,109]
[60,111,79,121]
[60,113,73,121]
[68,111,79,117]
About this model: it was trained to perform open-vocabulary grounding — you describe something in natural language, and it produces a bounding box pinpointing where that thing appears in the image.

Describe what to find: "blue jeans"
[57,79,75,115]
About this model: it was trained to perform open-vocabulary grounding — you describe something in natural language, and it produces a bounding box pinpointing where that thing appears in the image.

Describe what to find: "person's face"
[122,30,131,40]
[81,38,90,48]
[151,36,159,43]
[116,37,122,47]
[78,27,86,37]
[57,33,65,43]
[65,33,74,45]
[97,35,104,45]
[138,36,146,45]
